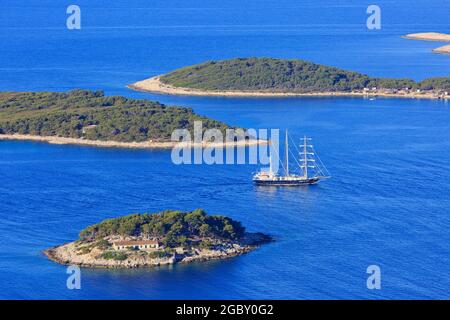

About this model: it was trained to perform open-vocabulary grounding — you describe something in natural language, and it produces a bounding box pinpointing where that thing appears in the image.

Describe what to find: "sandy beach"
[128,76,448,100]
[403,32,450,42]
[0,134,266,149]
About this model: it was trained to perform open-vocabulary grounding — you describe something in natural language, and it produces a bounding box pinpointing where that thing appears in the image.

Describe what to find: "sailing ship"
[253,131,330,186]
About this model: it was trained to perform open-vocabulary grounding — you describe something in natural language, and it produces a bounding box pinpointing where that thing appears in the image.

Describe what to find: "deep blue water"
[0,0,449,299]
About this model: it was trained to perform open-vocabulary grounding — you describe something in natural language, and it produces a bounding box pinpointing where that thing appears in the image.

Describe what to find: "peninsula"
[128,58,450,99]
[44,209,272,268]
[0,90,261,148]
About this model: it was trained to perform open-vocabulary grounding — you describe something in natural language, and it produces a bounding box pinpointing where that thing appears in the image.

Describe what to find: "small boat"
[253,130,330,186]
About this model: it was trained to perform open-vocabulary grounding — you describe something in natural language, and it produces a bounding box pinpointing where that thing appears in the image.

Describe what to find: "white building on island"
[113,240,160,251]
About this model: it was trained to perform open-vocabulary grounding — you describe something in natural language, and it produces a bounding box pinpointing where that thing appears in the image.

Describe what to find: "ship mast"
[285,130,289,176]
[269,139,274,175]
[304,135,308,179]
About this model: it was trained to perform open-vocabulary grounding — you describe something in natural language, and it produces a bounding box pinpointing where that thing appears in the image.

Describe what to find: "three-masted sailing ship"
[253,131,330,186]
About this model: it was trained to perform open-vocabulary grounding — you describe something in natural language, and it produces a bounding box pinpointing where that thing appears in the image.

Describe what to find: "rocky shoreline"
[128,76,449,100]
[0,134,266,149]
[43,232,272,269]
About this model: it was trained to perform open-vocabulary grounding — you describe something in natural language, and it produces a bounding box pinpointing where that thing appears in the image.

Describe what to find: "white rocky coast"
[44,233,270,268]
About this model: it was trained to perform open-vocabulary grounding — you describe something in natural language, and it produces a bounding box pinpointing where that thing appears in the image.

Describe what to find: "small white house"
[113,240,159,251]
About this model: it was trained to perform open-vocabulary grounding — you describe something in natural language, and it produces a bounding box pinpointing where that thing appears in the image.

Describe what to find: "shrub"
[95,239,111,250]
[99,251,128,261]
[199,239,214,250]
[76,246,92,255]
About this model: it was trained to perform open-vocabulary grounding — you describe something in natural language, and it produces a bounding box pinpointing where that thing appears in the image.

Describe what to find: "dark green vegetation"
[147,250,173,259]
[99,251,128,261]
[79,209,246,248]
[160,57,450,92]
[75,239,111,255]
[0,90,229,142]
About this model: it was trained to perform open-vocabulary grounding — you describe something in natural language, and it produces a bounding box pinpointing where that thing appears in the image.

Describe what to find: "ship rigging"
[253,130,330,186]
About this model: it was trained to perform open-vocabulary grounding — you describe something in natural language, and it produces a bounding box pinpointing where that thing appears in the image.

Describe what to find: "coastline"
[0,134,266,149]
[433,45,450,55]
[128,76,448,100]
[403,32,450,42]
[43,243,252,268]
[43,232,272,269]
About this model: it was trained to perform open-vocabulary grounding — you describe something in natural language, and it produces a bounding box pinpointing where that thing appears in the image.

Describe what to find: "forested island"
[0,90,249,148]
[129,57,450,99]
[44,209,272,268]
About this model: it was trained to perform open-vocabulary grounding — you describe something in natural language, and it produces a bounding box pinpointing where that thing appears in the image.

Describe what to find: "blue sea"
[0,0,449,299]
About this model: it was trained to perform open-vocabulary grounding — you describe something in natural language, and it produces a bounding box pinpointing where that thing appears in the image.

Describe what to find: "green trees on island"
[0,90,229,142]
[79,209,246,248]
[417,77,450,90]
[160,57,450,92]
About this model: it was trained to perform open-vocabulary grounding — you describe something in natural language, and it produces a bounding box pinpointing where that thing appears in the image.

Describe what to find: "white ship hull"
[253,176,320,186]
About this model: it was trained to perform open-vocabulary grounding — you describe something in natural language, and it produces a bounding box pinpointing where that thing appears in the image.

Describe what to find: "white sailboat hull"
[253,176,321,186]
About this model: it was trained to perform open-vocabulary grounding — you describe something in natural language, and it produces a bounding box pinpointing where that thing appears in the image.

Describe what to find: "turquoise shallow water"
[0,0,449,299]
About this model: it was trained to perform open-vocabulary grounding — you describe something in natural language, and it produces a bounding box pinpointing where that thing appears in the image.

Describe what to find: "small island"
[0,90,261,148]
[44,209,272,268]
[128,58,450,99]
[403,32,450,55]
[433,45,450,55]
[403,32,450,42]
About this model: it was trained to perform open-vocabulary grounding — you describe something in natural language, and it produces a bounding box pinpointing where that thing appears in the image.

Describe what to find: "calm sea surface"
[0,0,449,299]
